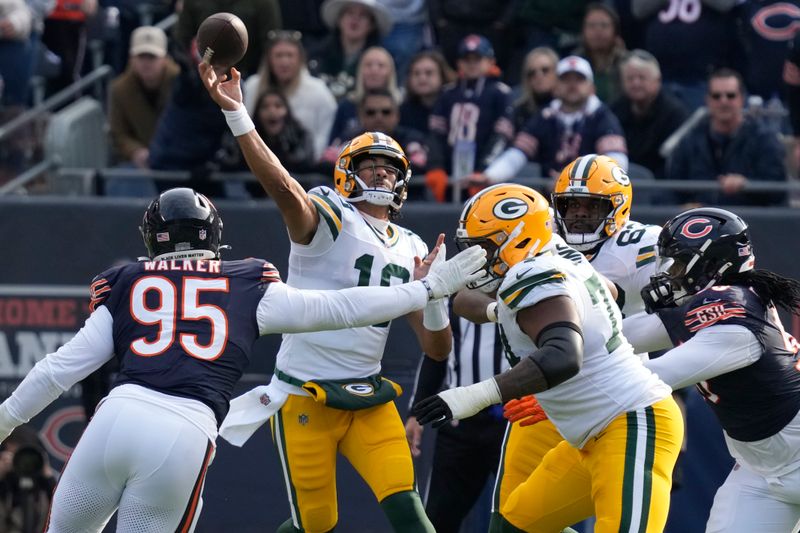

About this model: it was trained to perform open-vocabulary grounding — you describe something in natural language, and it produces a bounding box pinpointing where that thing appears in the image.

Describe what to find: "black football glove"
[412,395,453,428]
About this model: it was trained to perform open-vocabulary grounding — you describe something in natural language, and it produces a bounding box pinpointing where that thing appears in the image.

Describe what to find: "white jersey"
[496,236,671,448]
[584,220,661,317]
[275,186,428,390]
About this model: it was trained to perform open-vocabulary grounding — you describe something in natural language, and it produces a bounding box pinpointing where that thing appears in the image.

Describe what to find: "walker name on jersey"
[143,259,222,273]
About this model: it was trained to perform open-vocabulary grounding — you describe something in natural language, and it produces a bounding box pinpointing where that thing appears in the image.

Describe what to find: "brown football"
[196,12,249,69]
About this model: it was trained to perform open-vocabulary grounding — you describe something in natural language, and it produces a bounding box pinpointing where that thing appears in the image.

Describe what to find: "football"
[196,12,249,70]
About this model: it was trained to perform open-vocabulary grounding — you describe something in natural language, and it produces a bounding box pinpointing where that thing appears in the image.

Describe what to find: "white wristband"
[423,298,450,331]
[486,302,498,323]
[222,105,255,137]
[438,378,502,420]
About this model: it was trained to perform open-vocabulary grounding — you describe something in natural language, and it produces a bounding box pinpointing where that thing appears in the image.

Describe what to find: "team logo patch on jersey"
[259,393,271,406]
[199,229,207,240]
[684,302,746,332]
[343,383,375,396]
[680,218,714,239]
[298,414,309,426]
[492,198,529,220]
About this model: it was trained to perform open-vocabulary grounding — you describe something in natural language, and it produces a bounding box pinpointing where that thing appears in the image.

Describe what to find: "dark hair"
[253,88,298,136]
[584,2,620,36]
[358,87,398,109]
[708,67,745,96]
[404,50,456,98]
[727,269,800,314]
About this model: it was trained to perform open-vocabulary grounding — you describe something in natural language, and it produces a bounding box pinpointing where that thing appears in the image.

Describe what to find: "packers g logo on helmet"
[552,154,632,252]
[493,198,529,220]
[333,132,411,216]
[456,184,552,291]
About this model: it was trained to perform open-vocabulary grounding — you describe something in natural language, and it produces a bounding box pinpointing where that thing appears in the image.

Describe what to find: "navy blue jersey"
[657,285,800,441]
[89,258,281,425]
[427,76,514,173]
[514,100,626,176]
[738,0,800,98]
[643,2,740,84]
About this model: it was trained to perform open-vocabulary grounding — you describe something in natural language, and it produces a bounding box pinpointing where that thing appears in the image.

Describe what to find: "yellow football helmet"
[455,184,552,291]
[552,154,632,251]
[333,132,411,215]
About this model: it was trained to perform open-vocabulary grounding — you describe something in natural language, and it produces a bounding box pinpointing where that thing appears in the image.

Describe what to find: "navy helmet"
[140,188,223,259]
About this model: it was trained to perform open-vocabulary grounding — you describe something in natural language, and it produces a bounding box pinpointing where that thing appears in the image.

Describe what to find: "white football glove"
[422,244,486,299]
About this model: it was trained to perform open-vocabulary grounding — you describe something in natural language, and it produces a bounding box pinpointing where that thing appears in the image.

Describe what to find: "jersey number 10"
[130,276,230,360]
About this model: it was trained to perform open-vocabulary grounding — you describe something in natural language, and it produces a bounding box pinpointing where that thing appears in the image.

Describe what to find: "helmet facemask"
[455,230,507,293]
[346,154,409,212]
[552,192,622,252]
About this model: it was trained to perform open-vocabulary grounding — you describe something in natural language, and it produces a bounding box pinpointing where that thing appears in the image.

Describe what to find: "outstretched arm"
[257,246,487,334]
[198,63,319,244]
[0,308,116,443]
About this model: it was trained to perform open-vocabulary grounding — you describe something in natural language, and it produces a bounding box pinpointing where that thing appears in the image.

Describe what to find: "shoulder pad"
[308,186,345,240]
[682,286,750,333]
[89,263,130,312]
[499,258,567,310]
[228,258,282,284]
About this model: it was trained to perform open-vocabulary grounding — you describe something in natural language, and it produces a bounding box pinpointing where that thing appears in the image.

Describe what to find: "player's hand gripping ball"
[196,12,249,70]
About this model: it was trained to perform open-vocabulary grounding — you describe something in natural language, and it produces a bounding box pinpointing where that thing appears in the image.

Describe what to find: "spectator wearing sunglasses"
[666,68,786,206]
[327,46,401,146]
[512,47,558,133]
[322,88,428,177]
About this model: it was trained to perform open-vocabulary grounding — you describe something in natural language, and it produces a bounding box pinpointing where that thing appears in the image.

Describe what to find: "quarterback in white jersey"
[200,63,454,533]
[414,183,683,532]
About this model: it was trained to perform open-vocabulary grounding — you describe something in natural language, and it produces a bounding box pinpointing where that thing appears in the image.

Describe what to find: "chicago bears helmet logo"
[343,383,375,396]
[680,218,714,239]
[493,198,529,220]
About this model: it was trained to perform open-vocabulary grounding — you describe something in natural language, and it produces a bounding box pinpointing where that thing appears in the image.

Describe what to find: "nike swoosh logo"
[516,268,532,280]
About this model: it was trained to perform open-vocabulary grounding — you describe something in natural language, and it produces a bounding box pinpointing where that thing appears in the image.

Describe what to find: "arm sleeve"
[643,324,761,389]
[257,281,428,334]
[622,311,674,353]
[0,306,115,428]
[484,147,529,182]
[408,355,449,408]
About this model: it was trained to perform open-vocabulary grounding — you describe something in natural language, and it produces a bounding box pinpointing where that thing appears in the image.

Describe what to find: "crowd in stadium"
[1,0,800,205]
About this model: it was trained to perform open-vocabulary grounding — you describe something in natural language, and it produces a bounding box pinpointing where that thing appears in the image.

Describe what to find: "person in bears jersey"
[624,207,800,533]
[414,183,683,532]
[0,187,485,533]
[199,61,462,532]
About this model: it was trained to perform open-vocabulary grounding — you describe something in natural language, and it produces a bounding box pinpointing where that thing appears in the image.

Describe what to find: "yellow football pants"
[271,394,416,533]
[499,397,684,533]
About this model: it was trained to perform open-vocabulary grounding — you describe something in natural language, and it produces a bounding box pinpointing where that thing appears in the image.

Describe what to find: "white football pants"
[46,396,215,533]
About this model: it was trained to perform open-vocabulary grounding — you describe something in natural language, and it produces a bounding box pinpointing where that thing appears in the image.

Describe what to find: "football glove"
[422,244,486,299]
[503,394,548,427]
[412,379,501,427]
